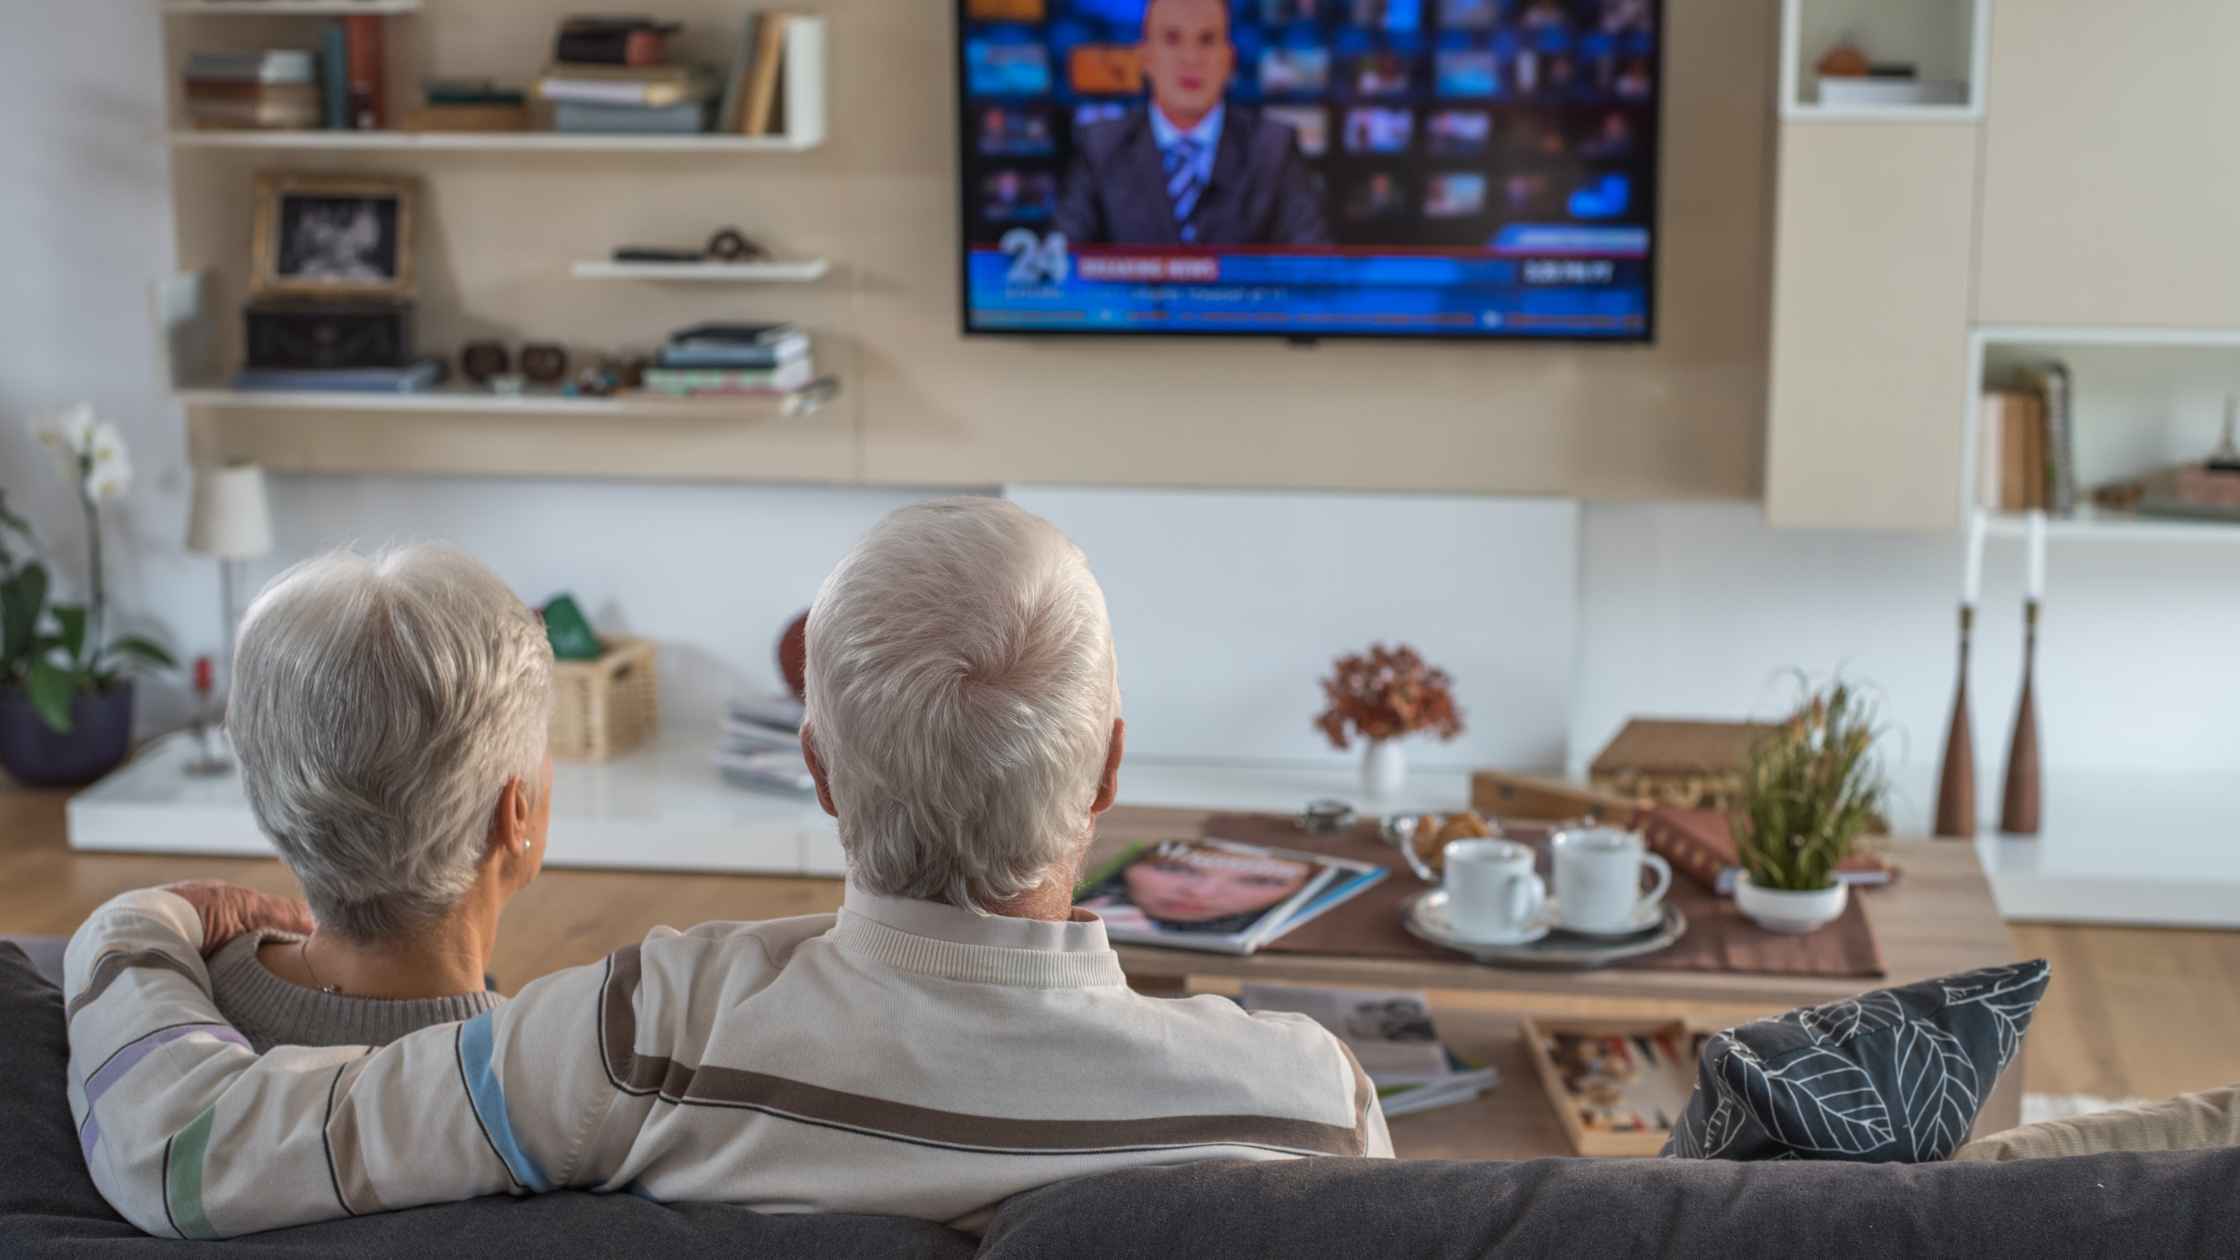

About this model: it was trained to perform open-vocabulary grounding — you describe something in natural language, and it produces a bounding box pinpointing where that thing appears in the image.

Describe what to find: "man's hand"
[158,880,316,957]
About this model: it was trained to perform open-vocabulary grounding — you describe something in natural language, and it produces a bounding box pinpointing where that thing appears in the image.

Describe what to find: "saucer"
[1548,896,1665,938]
[1410,889,1552,947]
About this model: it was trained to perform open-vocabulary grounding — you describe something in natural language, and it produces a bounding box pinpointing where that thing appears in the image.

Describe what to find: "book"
[185,83,323,130]
[741,13,795,135]
[714,746,815,794]
[537,64,718,107]
[422,78,526,106]
[728,696,805,731]
[322,23,349,129]
[552,100,709,134]
[716,13,763,133]
[1073,838,1380,956]
[230,359,444,393]
[344,14,386,130]
[401,104,529,133]
[2003,390,2047,511]
[656,339,810,369]
[1638,807,1897,897]
[1239,985,1501,1117]
[184,50,318,84]
[1976,391,2007,510]
[720,718,801,755]
[2014,363,2075,517]
[642,361,816,395]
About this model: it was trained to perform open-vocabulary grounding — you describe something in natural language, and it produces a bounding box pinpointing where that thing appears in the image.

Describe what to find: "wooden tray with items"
[1520,1016,1706,1157]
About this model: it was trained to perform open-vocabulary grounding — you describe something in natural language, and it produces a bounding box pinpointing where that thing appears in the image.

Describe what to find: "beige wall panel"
[1764,123,1977,530]
[171,0,1779,496]
[849,0,1777,497]
[1976,0,2240,327]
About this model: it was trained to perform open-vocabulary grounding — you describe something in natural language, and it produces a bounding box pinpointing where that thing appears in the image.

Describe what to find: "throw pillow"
[1662,960,2051,1163]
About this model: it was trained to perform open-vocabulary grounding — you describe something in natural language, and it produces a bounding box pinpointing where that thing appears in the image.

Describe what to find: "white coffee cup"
[1550,827,1672,934]
[1443,839,1548,942]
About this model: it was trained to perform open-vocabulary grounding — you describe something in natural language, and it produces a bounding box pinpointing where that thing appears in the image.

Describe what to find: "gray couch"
[6,942,2234,1259]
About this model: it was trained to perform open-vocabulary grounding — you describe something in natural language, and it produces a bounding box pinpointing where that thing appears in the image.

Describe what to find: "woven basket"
[549,636,659,761]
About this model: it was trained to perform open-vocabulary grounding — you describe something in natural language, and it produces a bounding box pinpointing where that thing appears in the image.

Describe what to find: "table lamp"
[186,460,273,680]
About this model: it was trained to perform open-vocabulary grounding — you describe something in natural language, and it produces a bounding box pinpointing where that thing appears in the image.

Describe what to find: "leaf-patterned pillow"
[1662,961,2051,1163]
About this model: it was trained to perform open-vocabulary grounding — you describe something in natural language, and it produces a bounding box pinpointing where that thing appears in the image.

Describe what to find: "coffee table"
[1093,806,2025,1156]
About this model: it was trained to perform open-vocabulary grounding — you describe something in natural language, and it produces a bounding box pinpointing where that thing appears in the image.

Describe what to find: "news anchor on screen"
[1054,0,1330,247]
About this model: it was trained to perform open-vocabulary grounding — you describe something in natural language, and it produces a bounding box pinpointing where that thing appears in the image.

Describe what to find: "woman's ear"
[489,776,531,858]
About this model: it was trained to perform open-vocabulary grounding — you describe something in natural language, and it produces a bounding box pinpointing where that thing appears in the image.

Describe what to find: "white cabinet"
[1765,122,1981,529]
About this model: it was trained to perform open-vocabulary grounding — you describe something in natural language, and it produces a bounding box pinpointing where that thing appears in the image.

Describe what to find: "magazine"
[1073,838,1383,956]
[1240,985,1501,1117]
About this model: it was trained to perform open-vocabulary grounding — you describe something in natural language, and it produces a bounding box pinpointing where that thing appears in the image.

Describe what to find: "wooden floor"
[4,784,2235,1102]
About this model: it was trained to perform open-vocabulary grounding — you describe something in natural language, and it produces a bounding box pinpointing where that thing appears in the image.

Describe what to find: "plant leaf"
[52,604,87,662]
[28,658,79,734]
[3,562,47,668]
[106,636,177,669]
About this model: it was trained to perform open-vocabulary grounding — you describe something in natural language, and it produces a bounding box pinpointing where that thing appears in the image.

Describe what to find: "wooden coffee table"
[1093,806,2025,1156]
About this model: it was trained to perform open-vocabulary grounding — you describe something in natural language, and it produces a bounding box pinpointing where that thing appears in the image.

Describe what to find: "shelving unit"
[1778,0,1988,121]
[167,129,823,152]
[162,1,422,13]
[570,259,830,282]
[1960,326,2240,542]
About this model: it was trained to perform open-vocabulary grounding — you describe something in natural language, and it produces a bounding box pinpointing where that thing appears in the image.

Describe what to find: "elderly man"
[64,498,1389,1241]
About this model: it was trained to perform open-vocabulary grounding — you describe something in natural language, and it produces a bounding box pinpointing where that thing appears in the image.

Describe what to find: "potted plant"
[0,405,174,787]
[1314,643,1465,797]
[1730,677,1887,934]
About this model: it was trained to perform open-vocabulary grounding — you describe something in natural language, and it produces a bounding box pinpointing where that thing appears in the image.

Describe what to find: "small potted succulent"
[0,405,174,787]
[1730,677,1887,934]
[1314,643,1465,797]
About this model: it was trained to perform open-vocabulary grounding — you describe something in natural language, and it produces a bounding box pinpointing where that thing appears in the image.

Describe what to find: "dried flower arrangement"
[1314,643,1465,750]
[1732,677,1888,893]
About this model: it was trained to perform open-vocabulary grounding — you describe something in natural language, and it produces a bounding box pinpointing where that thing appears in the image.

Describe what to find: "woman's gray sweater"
[206,928,505,1053]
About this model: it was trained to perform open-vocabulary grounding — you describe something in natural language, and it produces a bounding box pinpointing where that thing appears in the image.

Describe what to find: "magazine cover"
[1074,837,1374,955]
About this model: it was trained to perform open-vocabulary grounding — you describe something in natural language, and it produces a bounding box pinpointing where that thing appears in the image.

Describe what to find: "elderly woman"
[192,544,553,1051]
[65,498,1384,1241]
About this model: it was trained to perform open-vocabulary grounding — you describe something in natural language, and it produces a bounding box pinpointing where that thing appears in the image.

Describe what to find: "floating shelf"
[163,0,421,13]
[176,378,841,418]
[570,259,830,282]
[1982,508,2240,543]
[1783,103,1980,123]
[168,129,820,152]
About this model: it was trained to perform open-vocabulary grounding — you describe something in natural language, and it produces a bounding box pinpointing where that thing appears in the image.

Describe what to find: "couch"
[6,942,2235,1259]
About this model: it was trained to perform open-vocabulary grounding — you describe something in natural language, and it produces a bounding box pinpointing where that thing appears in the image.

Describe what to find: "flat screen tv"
[956,0,1661,340]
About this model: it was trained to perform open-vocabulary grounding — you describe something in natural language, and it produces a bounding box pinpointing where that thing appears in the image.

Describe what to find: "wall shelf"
[1779,0,1988,122]
[571,259,830,282]
[1982,508,2240,544]
[177,379,841,418]
[163,1,422,13]
[168,129,821,152]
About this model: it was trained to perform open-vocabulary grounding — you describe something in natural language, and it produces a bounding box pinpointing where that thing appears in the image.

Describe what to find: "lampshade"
[186,462,273,560]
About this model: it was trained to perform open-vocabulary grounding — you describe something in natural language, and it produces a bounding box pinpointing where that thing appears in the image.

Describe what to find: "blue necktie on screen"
[1164,137,1203,243]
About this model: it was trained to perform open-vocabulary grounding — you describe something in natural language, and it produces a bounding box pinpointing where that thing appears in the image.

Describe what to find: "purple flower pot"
[0,682,134,788]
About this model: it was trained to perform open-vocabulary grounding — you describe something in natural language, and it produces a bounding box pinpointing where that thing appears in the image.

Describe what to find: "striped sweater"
[65,886,1391,1238]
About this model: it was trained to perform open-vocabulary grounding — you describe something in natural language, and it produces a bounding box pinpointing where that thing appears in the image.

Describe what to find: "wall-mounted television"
[956,0,1661,341]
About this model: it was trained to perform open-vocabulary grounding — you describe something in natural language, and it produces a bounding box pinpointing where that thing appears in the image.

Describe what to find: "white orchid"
[26,404,132,500]
[86,421,132,500]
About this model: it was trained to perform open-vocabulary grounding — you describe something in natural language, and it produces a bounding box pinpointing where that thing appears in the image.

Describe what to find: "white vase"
[1362,738,1406,798]
[1734,875,1848,934]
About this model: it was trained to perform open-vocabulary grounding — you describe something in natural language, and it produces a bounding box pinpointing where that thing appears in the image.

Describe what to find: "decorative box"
[243,301,413,369]
[1521,1016,1706,1157]
[549,636,660,762]
[1587,720,1771,813]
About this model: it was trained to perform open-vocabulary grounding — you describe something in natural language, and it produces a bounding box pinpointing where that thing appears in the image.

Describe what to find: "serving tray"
[1400,888,1687,969]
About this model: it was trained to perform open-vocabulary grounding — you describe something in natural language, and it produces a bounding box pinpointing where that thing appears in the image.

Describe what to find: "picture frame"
[249,171,419,301]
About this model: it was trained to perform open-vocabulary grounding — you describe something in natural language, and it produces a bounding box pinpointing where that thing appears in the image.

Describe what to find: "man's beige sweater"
[65,885,1390,1239]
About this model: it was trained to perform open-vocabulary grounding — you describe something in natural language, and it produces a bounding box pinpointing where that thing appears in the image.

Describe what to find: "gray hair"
[228,544,554,942]
[805,498,1121,912]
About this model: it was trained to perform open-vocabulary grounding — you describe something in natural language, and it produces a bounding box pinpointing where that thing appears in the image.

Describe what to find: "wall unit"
[160,0,1784,498]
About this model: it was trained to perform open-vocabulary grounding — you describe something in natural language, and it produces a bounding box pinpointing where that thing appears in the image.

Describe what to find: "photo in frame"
[250,172,419,300]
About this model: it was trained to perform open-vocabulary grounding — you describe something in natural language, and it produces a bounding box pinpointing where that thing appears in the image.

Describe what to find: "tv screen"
[956,0,1661,340]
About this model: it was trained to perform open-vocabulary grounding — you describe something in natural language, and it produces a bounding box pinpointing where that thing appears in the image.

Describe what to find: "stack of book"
[183,51,320,131]
[537,16,716,134]
[1239,986,1501,1117]
[714,697,815,794]
[642,323,814,397]
[1978,363,2076,515]
[713,11,809,136]
[402,78,528,133]
[230,360,447,394]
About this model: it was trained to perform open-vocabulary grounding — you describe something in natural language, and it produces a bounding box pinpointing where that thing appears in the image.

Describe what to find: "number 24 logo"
[1001,229,1070,285]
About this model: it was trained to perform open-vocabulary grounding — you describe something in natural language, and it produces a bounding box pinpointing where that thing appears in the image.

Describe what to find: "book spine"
[2047,364,2076,517]
[344,15,385,130]
[1638,811,1734,895]
[322,23,348,130]
[1976,393,2004,511]
[742,14,790,135]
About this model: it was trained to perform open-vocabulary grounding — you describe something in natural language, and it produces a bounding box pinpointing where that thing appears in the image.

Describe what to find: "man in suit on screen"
[1054,0,1331,247]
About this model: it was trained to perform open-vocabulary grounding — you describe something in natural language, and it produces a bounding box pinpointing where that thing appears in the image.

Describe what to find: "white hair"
[228,544,553,942]
[805,497,1121,912]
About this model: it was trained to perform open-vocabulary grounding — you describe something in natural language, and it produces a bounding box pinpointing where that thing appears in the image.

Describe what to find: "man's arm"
[65,889,624,1238]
